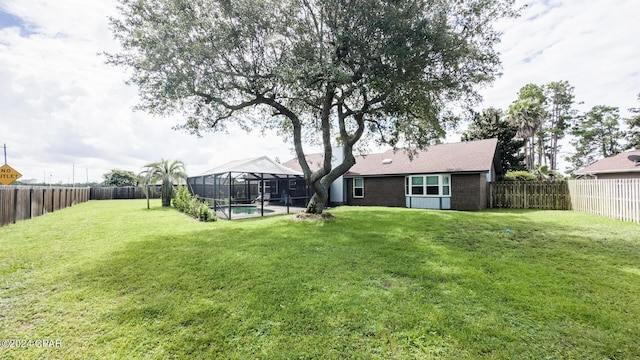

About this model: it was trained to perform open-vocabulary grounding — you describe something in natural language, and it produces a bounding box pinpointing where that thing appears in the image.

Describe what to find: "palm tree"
[142,159,188,207]
[533,164,561,181]
[138,167,154,209]
[508,98,545,171]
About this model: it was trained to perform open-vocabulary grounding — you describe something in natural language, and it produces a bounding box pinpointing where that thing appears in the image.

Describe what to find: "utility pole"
[3,143,6,164]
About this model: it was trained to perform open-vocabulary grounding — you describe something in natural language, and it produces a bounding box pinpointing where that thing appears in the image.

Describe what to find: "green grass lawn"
[1,200,639,359]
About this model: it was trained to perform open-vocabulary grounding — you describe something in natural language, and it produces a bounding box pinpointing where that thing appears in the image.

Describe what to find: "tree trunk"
[161,184,172,207]
[550,133,557,170]
[281,86,363,216]
[305,191,328,214]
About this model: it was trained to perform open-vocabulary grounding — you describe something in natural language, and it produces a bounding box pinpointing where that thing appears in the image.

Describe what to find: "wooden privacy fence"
[89,186,160,200]
[0,186,90,227]
[568,179,640,224]
[489,181,571,210]
[0,186,162,227]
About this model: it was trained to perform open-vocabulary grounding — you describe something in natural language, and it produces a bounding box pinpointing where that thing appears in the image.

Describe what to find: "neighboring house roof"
[575,150,640,175]
[283,138,499,177]
[196,156,303,179]
[283,153,326,174]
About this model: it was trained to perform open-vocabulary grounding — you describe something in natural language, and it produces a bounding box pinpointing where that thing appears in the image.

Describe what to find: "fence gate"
[489,181,571,210]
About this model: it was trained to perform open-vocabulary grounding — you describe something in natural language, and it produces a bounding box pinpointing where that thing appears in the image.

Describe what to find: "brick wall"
[451,173,487,210]
[345,174,489,210]
[346,177,405,207]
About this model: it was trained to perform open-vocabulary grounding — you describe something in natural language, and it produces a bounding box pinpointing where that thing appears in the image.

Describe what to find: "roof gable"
[198,156,303,177]
[576,150,640,175]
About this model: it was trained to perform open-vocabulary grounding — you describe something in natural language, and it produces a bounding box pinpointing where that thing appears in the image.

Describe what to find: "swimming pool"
[229,206,275,215]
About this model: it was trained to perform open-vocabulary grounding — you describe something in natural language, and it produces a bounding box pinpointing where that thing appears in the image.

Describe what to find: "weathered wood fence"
[488,181,571,210]
[89,186,160,200]
[0,186,90,227]
[0,186,162,227]
[567,179,640,224]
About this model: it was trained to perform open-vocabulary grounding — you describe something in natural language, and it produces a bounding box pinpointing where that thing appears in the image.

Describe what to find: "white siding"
[406,196,451,209]
[330,146,345,203]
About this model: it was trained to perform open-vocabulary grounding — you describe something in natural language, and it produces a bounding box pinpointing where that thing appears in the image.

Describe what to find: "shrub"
[503,171,537,181]
[197,202,216,222]
[172,185,191,212]
[172,185,217,222]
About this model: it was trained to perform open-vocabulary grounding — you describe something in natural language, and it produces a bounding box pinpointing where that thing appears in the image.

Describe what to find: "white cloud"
[0,0,639,182]
[481,0,640,115]
[0,0,300,183]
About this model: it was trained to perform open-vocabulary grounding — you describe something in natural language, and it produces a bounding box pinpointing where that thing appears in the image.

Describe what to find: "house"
[575,150,640,179]
[283,138,501,211]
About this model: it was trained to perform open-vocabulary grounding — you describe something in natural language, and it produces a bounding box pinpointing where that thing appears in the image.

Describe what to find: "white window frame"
[261,180,278,195]
[405,174,450,197]
[353,178,364,198]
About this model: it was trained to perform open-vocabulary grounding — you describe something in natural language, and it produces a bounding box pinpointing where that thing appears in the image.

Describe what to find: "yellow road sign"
[0,164,22,185]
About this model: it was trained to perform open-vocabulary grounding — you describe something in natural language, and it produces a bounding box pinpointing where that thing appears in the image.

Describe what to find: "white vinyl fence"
[568,179,640,224]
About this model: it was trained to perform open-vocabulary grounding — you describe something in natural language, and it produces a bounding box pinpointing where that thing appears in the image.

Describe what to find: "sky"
[0,0,639,184]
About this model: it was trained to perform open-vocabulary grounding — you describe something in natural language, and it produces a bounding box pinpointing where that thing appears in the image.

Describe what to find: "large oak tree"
[108,0,516,214]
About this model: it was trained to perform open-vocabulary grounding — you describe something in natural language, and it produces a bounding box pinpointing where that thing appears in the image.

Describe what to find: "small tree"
[102,169,138,187]
[138,167,154,209]
[143,159,187,207]
[532,164,562,181]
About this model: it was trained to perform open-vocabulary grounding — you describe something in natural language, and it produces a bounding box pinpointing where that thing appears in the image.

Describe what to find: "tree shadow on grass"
[57,208,640,359]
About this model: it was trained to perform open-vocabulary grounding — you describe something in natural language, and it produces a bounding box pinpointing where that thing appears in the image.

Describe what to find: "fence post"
[12,188,18,224]
[29,188,33,221]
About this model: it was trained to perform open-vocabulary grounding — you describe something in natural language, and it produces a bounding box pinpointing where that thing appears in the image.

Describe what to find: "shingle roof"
[575,150,640,175]
[283,138,498,177]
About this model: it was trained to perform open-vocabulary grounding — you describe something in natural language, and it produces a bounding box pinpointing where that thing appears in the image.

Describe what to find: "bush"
[172,185,217,222]
[172,186,191,212]
[197,202,215,222]
[503,171,537,181]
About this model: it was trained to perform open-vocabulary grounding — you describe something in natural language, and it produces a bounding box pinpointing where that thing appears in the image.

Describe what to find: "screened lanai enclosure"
[187,156,311,219]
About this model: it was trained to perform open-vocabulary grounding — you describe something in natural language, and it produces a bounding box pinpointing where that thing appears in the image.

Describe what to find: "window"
[262,180,278,195]
[289,179,297,191]
[442,176,450,196]
[405,174,450,197]
[353,178,364,198]
[411,176,424,195]
[426,176,439,195]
